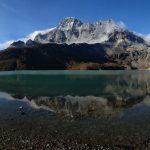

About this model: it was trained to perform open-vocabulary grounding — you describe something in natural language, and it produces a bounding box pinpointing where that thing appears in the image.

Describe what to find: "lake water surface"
[1,70,150,149]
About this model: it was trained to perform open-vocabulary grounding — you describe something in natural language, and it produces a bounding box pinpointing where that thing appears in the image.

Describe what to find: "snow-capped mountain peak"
[1,17,147,50]
[33,17,129,45]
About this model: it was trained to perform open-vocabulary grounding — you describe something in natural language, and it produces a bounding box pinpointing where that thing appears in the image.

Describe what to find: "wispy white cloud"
[144,34,150,43]
[134,32,150,43]
[0,27,56,50]
[0,40,14,50]
[26,27,56,40]
[118,21,126,28]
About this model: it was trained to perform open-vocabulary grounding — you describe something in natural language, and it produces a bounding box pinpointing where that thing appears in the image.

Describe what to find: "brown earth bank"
[67,62,127,70]
[0,42,147,71]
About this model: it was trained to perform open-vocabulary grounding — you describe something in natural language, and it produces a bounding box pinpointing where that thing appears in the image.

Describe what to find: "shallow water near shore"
[1,70,150,149]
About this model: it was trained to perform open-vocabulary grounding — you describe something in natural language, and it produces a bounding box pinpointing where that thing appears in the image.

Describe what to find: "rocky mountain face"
[33,17,146,46]
[10,41,26,48]
[1,17,150,70]
[10,40,38,48]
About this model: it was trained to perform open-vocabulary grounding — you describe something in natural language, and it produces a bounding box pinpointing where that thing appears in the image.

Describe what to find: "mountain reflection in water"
[0,71,150,119]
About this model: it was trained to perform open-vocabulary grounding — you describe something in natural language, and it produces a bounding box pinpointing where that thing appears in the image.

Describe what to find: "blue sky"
[0,0,150,44]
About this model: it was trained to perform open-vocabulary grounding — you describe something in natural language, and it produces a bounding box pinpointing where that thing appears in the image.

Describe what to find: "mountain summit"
[9,17,146,48]
[58,17,83,30]
[34,17,127,45]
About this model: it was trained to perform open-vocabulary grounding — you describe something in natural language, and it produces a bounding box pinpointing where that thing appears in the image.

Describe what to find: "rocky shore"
[1,105,150,150]
[0,126,150,150]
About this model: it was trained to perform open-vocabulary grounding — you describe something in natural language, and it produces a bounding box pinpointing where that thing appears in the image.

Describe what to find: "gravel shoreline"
[1,125,150,150]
